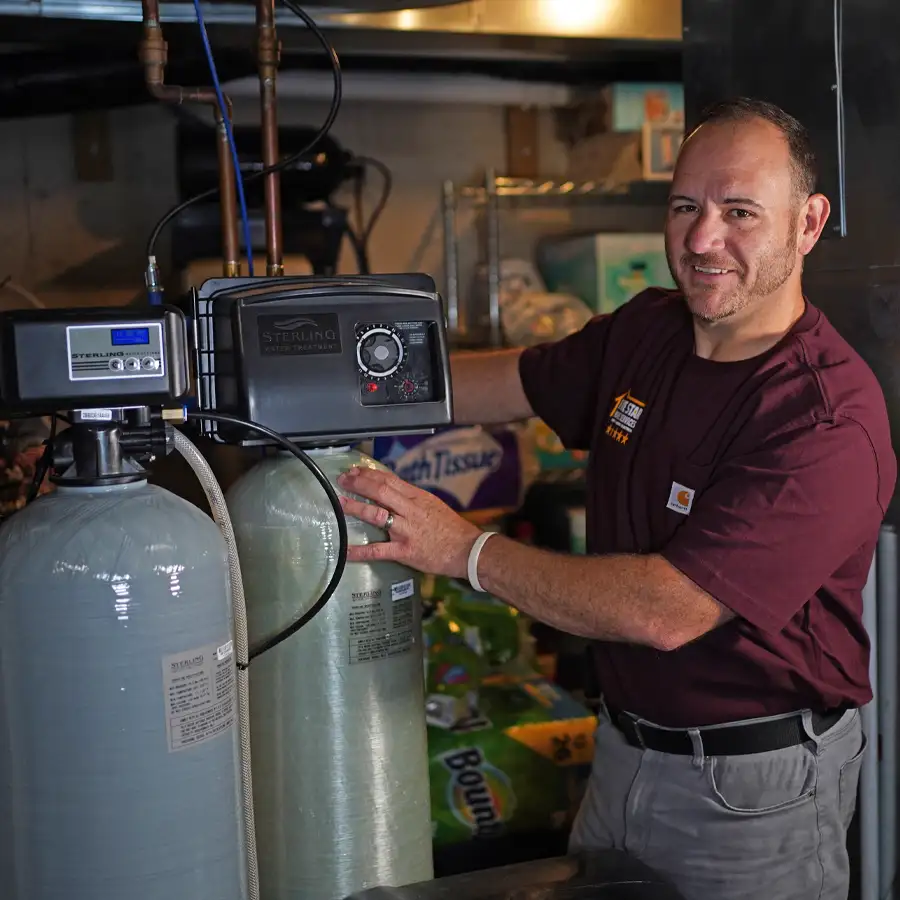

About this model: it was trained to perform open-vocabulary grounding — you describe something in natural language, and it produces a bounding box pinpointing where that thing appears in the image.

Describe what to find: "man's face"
[664,119,815,324]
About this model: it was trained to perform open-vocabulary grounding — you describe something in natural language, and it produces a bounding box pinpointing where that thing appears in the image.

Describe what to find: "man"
[337,98,897,899]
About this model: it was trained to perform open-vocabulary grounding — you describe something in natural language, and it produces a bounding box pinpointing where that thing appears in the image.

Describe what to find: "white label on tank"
[391,578,415,602]
[161,641,236,753]
[79,408,114,421]
[348,584,415,665]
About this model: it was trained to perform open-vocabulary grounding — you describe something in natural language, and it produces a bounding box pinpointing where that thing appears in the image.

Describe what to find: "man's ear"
[798,193,831,256]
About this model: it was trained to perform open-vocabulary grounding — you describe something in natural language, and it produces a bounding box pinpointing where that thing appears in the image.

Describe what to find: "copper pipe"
[139,0,242,277]
[257,0,284,276]
[215,109,241,277]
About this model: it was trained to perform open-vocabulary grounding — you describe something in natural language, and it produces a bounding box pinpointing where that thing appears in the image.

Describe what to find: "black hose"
[353,155,393,247]
[25,414,58,505]
[184,410,348,663]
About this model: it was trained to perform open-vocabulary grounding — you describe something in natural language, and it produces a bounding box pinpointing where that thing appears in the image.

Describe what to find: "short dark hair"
[693,97,818,198]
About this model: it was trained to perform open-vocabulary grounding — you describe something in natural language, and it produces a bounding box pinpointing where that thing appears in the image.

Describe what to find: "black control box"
[187,274,453,446]
[0,306,189,414]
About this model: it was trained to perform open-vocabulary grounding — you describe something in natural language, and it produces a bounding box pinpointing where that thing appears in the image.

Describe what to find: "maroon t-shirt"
[519,287,897,727]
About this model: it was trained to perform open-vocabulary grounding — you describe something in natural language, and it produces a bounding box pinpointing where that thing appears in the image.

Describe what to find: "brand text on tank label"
[161,641,236,753]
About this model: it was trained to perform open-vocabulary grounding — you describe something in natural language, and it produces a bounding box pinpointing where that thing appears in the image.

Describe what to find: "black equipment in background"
[178,121,352,205]
[172,119,390,276]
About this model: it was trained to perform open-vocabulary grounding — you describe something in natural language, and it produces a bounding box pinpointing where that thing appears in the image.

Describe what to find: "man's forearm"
[475,535,732,651]
[450,349,531,425]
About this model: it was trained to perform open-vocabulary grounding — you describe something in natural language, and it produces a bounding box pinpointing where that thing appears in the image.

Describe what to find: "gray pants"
[569,706,865,900]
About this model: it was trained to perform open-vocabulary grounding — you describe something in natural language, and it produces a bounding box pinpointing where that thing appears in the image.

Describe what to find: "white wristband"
[467,531,496,593]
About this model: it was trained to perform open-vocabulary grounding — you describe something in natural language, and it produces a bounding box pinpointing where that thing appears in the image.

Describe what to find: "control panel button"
[108,358,125,372]
[141,357,159,371]
[125,357,141,371]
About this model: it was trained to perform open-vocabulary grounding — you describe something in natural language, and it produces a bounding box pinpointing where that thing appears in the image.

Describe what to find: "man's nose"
[685,213,727,255]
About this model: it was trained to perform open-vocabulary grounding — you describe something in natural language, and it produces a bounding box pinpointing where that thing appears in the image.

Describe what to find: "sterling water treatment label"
[161,640,236,752]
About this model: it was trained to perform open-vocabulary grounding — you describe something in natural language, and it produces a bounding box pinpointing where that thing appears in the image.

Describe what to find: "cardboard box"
[428,674,596,847]
[604,83,684,132]
[537,232,676,315]
[556,83,684,143]
[566,131,642,186]
[642,121,685,181]
[558,83,684,184]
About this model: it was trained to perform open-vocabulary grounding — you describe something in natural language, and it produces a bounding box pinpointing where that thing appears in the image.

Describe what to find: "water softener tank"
[226,446,433,899]
[0,480,247,900]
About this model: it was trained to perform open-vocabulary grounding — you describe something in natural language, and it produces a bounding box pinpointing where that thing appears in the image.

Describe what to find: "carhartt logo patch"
[666,482,694,515]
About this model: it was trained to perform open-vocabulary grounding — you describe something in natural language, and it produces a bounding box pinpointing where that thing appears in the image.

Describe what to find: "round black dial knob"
[393,372,428,402]
[356,327,404,378]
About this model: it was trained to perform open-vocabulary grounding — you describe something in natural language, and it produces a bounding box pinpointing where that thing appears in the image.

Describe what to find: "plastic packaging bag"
[496,259,594,348]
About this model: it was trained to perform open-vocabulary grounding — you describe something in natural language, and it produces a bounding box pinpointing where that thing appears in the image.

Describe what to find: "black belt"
[606,704,849,757]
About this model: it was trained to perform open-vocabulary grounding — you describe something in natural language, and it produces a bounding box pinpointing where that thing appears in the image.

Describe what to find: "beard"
[668,222,799,324]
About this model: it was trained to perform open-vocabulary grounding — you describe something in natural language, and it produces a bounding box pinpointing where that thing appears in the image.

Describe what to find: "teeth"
[694,266,729,275]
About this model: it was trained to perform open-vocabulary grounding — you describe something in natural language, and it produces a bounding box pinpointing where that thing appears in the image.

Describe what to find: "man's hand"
[337,465,733,650]
[336,466,482,578]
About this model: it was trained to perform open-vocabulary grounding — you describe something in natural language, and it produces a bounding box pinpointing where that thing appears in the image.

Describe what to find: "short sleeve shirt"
[519,288,896,727]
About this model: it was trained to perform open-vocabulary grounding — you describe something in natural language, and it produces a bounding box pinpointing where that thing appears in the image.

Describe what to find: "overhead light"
[309,0,463,9]
[535,0,614,33]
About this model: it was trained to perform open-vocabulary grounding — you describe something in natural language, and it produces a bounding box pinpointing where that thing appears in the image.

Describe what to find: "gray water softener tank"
[226,446,434,900]
[0,480,248,900]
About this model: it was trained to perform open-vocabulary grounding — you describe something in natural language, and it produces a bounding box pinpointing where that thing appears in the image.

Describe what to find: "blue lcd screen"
[111,327,150,346]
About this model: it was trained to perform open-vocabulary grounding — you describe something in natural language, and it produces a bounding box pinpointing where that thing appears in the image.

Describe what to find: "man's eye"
[728,208,753,219]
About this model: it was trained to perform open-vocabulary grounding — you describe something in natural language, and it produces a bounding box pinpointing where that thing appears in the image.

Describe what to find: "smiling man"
[337,98,897,899]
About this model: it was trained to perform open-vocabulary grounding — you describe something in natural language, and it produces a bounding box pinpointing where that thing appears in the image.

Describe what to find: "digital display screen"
[111,327,150,346]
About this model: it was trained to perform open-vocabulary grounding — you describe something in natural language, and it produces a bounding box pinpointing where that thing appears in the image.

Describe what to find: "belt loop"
[598,695,611,724]
[633,719,646,750]
[688,727,704,768]
[801,709,824,751]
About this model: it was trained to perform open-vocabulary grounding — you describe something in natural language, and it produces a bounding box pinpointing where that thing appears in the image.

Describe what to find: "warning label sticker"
[162,640,236,753]
[348,582,415,665]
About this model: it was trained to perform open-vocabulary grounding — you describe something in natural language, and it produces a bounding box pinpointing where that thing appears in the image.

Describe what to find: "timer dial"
[393,372,428,402]
[356,326,404,378]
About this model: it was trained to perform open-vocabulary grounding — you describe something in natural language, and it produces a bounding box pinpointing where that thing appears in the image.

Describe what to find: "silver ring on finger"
[384,512,395,531]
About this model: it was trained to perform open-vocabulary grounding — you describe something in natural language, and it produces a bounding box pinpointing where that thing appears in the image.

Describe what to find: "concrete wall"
[0,97,575,312]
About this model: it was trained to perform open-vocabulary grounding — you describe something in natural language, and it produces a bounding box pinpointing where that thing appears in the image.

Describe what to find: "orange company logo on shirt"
[605,390,646,445]
[666,482,695,515]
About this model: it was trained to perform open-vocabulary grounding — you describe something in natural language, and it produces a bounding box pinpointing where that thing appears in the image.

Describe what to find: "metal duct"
[0,0,681,41]
[0,49,252,117]
[271,0,462,7]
